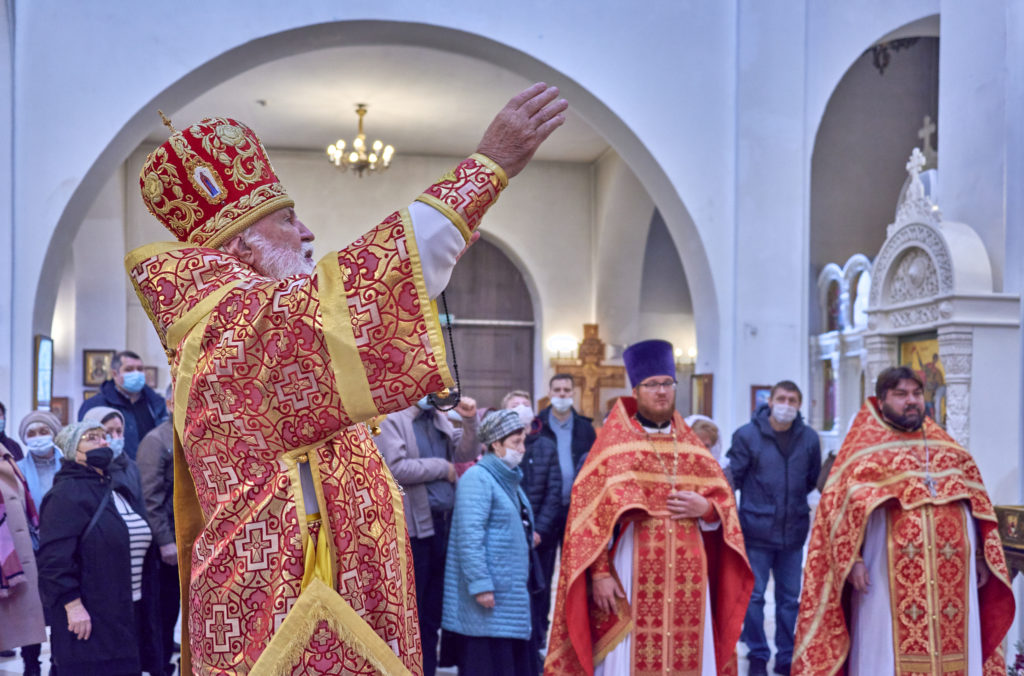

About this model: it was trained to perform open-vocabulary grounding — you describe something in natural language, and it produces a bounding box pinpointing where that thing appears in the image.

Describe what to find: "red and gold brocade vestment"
[544,398,752,676]
[126,156,505,675]
[792,398,1015,676]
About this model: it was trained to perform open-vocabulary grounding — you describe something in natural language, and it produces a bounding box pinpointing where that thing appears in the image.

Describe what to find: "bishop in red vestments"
[545,340,752,676]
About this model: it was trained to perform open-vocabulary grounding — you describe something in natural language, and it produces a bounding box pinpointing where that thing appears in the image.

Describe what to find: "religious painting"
[899,332,946,428]
[822,359,837,431]
[144,366,159,389]
[690,373,713,417]
[33,335,53,409]
[49,396,70,425]
[750,385,772,414]
[83,349,114,386]
[994,506,1024,550]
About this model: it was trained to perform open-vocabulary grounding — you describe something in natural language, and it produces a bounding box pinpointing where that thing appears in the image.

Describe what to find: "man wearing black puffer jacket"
[728,380,820,676]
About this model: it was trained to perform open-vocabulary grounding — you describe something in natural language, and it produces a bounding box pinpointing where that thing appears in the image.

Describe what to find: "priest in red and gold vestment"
[793,366,1014,676]
[126,85,567,675]
[544,340,752,676]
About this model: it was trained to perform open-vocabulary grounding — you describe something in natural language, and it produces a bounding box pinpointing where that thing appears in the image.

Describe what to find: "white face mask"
[771,403,798,424]
[26,435,55,456]
[511,404,534,427]
[500,446,525,469]
[550,397,573,413]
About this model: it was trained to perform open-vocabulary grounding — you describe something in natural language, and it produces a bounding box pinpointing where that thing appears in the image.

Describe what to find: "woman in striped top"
[36,420,164,676]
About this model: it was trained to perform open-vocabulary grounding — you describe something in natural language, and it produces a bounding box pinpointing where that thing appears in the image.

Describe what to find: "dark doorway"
[440,238,534,410]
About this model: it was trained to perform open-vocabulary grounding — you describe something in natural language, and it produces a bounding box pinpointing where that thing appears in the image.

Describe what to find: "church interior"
[2,0,1024,662]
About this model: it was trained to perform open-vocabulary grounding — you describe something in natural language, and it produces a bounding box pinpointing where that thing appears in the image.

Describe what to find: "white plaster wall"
[0,2,12,412]
[969,326,1021,506]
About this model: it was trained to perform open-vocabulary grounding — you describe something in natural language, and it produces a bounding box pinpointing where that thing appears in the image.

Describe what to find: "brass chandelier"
[325,104,395,177]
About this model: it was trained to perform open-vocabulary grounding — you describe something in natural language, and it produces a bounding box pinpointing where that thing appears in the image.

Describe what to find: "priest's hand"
[475,591,495,608]
[65,599,92,640]
[977,560,991,587]
[848,561,870,593]
[454,396,477,419]
[591,575,625,615]
[667,490,710,519]
[475,83,569,179]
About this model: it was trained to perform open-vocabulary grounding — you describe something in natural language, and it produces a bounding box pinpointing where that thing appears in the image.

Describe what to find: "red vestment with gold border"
[544,398,752,676]
[792,398,1014,676]
[127,155,505,675]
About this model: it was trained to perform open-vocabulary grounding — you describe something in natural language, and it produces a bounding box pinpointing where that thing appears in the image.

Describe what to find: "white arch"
[23,20,720,414]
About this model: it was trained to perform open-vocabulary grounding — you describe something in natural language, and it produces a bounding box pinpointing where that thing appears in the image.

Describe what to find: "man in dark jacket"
[502,389,561,656]
[78,350,167,461]
[0,401,23,461]
[533,374,595,646]
[727,380,821,676]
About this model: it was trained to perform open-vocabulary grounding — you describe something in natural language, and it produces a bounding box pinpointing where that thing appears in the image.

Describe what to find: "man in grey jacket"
[377,395,478,676]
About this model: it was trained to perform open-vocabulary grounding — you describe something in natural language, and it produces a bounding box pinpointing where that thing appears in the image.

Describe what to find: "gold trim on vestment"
[315,253,380,423]
[250,578,411,676]
[200,194,294,250]
[414,194,473,243]
[470,152,509,188]
[401,207,454,392]
[165,280,242,352]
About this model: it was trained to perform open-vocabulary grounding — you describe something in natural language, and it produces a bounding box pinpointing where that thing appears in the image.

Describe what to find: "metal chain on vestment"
[640,419,682,490]
[427,291,461,411]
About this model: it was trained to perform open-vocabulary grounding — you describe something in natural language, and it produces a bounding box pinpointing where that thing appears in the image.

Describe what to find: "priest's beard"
[881,401,924,431]
[245,232,315,278]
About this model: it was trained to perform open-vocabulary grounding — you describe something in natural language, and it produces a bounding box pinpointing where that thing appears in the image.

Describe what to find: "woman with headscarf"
[0,423,46,675]
[82,406,145,510]
[441,408,539,676]
[16,410,63,504]
[36,421,164,676]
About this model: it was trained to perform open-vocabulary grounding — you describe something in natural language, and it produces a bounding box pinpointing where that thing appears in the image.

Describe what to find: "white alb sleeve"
[409,201,466,299]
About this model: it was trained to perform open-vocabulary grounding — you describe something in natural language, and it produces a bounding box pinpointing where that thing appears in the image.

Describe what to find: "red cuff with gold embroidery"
[415,153,508,242]
[590,548,613,579]
[701,503,718,523]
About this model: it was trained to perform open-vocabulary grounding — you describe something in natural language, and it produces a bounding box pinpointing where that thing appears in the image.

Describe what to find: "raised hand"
[475,83,569,179]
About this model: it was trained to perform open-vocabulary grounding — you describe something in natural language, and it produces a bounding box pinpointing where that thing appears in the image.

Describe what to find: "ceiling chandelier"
[326,104,395,177]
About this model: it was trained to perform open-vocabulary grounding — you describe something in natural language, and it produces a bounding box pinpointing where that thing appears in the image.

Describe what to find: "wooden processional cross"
[550,324,626,420]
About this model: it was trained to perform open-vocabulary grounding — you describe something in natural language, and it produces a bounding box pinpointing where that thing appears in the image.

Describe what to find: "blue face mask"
[122,371,146,393]
[106,436,125,458]
[416,396,432,411]
[0,418,5,435]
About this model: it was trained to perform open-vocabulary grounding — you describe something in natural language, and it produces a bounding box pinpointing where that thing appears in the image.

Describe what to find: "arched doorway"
[442,238,535,410]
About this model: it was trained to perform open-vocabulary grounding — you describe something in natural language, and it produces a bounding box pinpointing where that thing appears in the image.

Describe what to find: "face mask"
[550,397,573,413]
[0,418,5,435]
[416,396,432,411]
[85,446,114,471]
[446,409,463,423]
[26,435,54,456]
[499,446,525,469]
[771,403,798,424]
[511,404,534,427]
[122,371,146,393]
[106,436,125,458]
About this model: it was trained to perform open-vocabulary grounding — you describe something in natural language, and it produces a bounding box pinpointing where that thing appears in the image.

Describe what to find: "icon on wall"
[83,349,115,387]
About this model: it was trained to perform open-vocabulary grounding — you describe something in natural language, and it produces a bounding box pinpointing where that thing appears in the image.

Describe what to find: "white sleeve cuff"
[698,518,722,531]
[409,201,465,299]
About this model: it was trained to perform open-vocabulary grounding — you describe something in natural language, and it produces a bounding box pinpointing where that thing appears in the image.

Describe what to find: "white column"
[937,326,972,449]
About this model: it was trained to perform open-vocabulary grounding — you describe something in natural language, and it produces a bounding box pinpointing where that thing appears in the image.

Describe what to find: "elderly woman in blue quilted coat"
[441,408,538,676]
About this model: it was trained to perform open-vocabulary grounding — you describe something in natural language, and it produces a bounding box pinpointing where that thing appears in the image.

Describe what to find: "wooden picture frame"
[83,389,99,401]
[33,335,54,410]
[49,396,70,425]
[83,349,115,387]
[143,366,158,389]
[750,385,772,414]
[690,373,713,417]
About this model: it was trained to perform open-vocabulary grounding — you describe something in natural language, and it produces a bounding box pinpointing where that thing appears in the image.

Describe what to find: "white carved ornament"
[869,223,954,308]
[892,147,942,232]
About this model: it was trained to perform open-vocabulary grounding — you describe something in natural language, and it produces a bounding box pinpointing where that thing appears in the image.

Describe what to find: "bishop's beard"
[245,232,315,279]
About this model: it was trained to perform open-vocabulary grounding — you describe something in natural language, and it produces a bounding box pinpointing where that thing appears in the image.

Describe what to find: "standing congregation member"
[0,426,46,675]
[0,401,23,461]
[82,406,146,510]
[506,389,561,657]
[137,384,179,673]
[126,83,566,673]
[78,351,167,460]
[16,410,63,503]
[377,395,479,676]
[442,408,537,675]
[37,421,163,676]
[533,373,595,636]
[728,380,820,676]
[545,340,752,675]
[793,366,1014,675]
